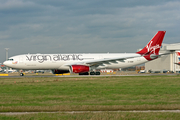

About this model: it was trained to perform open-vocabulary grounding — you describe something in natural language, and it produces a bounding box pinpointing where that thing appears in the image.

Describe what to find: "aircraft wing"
[65,52,171,67]
[65,54,141,67]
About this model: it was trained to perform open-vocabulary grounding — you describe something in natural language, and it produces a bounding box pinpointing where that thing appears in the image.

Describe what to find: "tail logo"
[136,31,166,61]
[146,41,160,54]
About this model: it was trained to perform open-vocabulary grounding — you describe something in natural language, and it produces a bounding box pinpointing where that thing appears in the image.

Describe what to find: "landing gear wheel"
[20,73,24,76]
[90,72,95,75]
[79,72,89,75]
[95,72,100,75]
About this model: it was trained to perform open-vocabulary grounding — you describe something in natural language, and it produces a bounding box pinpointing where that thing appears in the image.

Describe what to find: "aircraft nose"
[3,61,9,66]
[3,61,7,65]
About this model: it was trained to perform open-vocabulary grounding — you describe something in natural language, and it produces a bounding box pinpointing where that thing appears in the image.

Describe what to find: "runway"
[0,74,177,78]
[0,73,177,78]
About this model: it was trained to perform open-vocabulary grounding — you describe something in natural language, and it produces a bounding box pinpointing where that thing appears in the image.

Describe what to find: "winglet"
[136,31,166,60]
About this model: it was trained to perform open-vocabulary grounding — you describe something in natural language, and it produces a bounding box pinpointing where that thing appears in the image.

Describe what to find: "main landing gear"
[79,71,101,75]
[90,71,100,75]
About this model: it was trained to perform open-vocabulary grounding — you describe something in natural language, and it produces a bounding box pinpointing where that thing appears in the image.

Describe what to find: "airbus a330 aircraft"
[3,31,166,76]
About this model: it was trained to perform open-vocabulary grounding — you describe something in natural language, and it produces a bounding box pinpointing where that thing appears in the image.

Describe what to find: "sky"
[0,0,180,63]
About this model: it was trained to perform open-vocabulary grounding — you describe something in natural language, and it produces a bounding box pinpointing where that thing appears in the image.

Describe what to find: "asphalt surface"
[0,73,178,78]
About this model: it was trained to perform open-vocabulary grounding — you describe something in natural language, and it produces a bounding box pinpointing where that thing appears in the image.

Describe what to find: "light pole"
[5,48,9,73]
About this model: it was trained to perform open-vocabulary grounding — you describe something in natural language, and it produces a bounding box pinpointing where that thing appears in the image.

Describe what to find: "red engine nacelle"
[71,65,90,73]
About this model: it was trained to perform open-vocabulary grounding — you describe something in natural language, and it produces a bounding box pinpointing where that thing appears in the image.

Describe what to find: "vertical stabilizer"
[136,31,166,60]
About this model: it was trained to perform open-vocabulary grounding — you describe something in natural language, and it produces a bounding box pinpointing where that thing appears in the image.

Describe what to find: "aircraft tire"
[95,72,100,75]
[90,72,95,75]
[79,72,89,75]
[20,73,24,76]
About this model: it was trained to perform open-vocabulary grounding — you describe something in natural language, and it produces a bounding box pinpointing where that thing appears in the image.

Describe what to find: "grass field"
[0,75,180,119]
[1,112,180,120]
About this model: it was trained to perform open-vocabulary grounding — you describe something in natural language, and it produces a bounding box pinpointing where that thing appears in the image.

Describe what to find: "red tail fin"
[137,31,166,55]
[136,31,166,60]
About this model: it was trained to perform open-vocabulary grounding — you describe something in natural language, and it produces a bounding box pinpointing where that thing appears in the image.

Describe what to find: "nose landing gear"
[20,73,24,76]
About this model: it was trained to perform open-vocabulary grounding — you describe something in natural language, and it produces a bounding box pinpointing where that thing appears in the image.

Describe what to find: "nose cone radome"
[3,61,10,67]
[3,61,7,65]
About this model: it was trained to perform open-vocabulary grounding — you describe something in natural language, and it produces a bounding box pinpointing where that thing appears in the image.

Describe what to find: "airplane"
[174,58,180,65]
[3,69,17,73]
[175,63,180,65]
[3,31,166,76]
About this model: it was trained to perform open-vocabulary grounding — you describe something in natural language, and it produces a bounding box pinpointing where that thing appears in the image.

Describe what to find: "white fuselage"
[4,53,147,70]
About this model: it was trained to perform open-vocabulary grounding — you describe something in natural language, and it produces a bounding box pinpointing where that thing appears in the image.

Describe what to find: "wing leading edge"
[64,54,141,67]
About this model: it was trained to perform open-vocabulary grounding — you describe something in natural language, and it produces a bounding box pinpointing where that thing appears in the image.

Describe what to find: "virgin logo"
[146,41,160,54]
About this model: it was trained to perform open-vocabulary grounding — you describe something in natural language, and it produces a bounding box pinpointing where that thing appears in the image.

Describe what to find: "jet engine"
[70,65,90,73]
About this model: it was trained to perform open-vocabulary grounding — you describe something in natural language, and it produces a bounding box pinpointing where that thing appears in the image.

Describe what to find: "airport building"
[145,43,180,73]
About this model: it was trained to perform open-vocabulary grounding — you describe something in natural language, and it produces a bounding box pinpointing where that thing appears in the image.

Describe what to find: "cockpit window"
[7,59,14,61]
